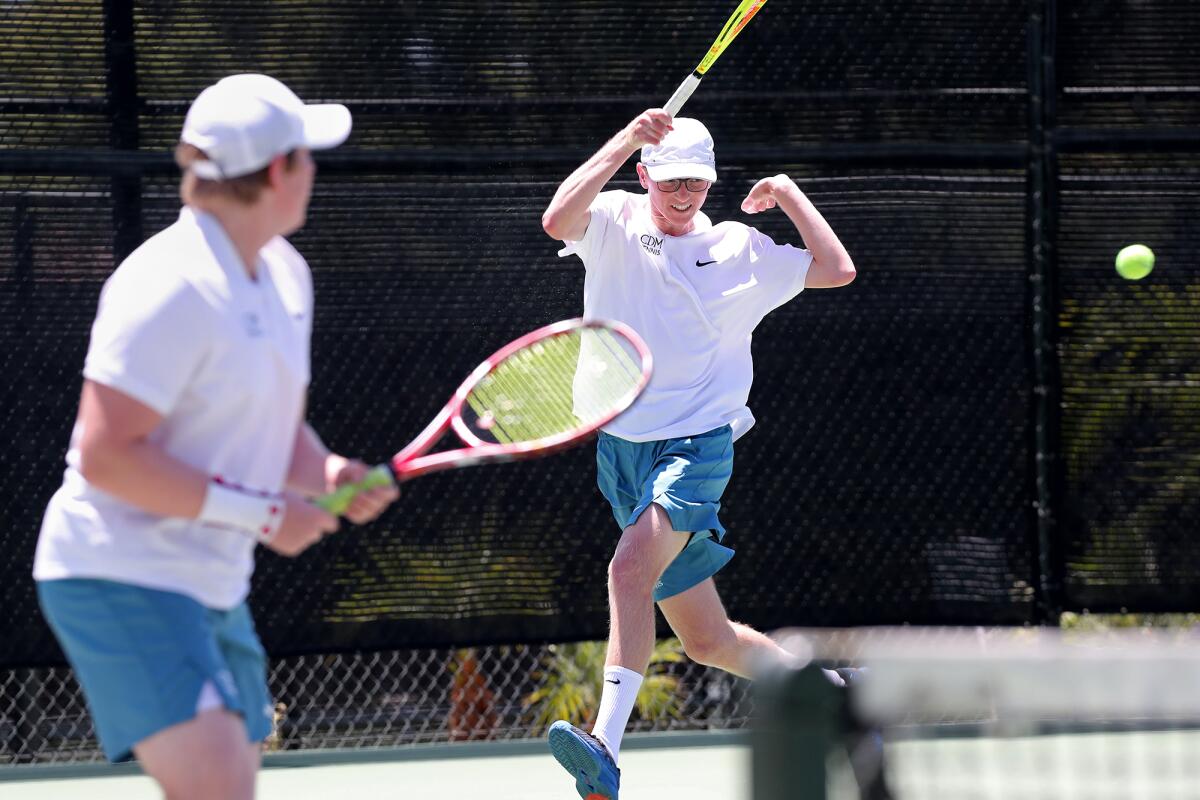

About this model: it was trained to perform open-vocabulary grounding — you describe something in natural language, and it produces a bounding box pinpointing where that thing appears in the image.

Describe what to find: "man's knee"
[161,758,255,800]
[678,624,738,667]
[142,712,257,800]
[608,545,658,597]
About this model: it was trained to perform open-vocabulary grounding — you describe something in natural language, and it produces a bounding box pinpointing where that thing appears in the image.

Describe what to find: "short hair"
[174,143,297,206]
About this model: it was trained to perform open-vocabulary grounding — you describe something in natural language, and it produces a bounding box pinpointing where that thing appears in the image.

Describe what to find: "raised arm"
[542,109,673,243]
[742,175,856,289]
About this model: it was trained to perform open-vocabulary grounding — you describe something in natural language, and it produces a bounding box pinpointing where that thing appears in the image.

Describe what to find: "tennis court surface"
[0,732,749,800]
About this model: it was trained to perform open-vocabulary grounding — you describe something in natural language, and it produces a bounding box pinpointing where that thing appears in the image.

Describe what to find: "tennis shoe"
[548,720,621,800]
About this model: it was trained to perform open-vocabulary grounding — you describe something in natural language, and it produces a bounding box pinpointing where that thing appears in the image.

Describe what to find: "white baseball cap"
[181,74,352,180]
[640,118,717,183]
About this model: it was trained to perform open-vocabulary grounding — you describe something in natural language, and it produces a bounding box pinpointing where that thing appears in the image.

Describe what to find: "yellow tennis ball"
[1115,244,1155,280]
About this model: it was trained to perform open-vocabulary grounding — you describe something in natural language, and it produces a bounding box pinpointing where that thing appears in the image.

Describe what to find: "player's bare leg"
[658,578,795,677]
[660,578,850,690]
[605,503,689,673]
[134,708,258,800]
[548,503,688,799]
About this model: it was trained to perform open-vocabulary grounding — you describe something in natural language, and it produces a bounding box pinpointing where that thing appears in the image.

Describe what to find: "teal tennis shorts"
[37,578,273,762]
[596,425,736,601]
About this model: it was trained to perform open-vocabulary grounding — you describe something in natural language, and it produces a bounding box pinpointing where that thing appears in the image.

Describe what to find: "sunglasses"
[654,178,712,193]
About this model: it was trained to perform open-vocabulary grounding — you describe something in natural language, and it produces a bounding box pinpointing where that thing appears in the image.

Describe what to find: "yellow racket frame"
[697,0,769,76]
[664,0,769,115]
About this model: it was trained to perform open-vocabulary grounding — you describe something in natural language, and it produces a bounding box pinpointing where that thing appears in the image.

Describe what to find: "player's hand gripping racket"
[664,0,769,116]
[315,318,653,515]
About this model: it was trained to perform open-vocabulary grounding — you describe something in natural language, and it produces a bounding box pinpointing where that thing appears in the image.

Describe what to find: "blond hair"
[174,143,296,206]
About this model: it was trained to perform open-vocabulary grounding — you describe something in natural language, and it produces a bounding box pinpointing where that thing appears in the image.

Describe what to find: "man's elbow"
[813,256,856,288]
[836,257,857,286]
[78,439,119,490]
[542,210,566,241]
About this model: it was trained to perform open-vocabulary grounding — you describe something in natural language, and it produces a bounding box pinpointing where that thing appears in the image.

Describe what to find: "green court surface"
[0,732,749,800]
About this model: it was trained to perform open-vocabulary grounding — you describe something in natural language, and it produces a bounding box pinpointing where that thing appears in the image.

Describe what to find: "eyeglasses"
[654,178,711,193]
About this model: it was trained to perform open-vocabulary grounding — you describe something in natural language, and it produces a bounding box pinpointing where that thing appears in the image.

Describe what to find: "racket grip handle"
[664,73,702,117]
[314,464,396,515]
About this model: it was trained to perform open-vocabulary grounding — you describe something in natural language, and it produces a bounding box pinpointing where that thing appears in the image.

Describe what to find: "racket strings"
[501,337,581,439]
[467,333,582,444]
[464,328,644,445]
[574,328,645,420]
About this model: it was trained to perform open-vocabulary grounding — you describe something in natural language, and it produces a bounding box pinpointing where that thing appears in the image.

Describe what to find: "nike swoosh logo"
[605,679,621,685]
[695,259,718,267]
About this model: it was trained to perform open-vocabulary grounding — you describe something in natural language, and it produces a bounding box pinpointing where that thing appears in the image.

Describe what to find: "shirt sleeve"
[82,268,213,417]
[556,190,628,267]
[748,227,814,313]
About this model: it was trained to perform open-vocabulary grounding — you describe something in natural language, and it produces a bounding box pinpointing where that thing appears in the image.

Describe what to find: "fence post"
[1027,0,1064,622]
[103,0,142,264]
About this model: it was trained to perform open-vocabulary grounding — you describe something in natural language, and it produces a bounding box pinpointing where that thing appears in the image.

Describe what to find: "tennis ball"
[1115,244,1155,280]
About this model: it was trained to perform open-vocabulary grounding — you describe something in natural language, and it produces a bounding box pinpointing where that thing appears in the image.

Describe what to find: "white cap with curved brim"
[181,74,352,180]
[640,117,717,183]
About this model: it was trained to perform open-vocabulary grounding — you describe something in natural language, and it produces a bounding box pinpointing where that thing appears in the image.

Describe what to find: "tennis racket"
[315,318,653,514]
[664,0,769,116]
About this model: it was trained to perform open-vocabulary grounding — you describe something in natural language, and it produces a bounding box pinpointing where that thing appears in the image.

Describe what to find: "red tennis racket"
[316,318,653,514]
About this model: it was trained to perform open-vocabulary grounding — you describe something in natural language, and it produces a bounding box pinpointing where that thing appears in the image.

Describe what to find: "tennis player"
[32,74,397,799]
[541,109,855,799]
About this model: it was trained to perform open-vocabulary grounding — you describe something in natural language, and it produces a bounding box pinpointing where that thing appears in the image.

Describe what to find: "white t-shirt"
[33,207,313,610]
[559,190,812,442]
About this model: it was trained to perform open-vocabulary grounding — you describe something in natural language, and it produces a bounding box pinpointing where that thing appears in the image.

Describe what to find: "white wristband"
[198,478,285,543]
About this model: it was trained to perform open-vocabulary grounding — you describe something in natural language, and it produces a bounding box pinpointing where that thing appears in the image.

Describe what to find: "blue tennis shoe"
[548,720,621,800]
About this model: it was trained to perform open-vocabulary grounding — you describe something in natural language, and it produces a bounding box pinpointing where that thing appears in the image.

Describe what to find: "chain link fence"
[0,640,750,764]
[5,0,1200,769]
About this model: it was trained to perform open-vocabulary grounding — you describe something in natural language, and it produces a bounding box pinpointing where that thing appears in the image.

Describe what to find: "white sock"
[591,666,643,763]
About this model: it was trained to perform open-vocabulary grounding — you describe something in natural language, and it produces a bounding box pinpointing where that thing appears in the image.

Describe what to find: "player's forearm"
[76,380,210,516]
[80,438,208,518]
[286,422,332,496]
[774,181,856,285]
[542,130,637,240]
